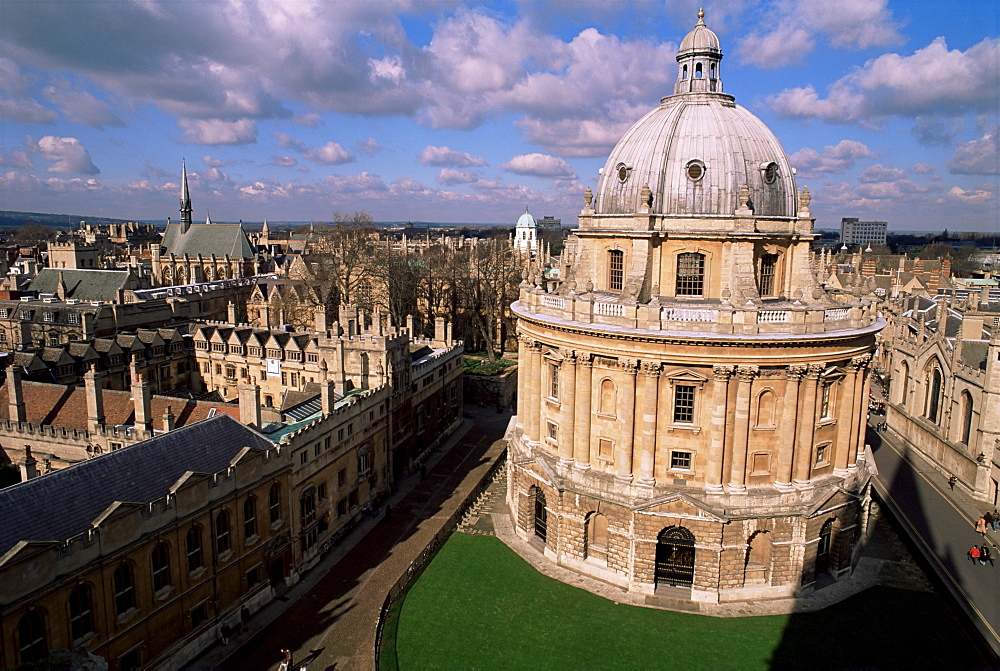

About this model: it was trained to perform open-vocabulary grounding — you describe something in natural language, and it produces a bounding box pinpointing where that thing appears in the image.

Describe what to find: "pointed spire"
[205,210,212,225]
[180,159,193,233]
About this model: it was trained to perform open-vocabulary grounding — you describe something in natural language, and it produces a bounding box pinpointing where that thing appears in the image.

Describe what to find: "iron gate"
[655,526,695,587]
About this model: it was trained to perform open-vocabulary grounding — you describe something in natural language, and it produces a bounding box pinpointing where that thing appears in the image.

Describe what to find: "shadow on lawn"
[768,421,995,669]
[217,404,509,671]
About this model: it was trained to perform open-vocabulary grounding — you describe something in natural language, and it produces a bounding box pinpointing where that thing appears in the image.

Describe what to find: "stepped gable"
[0,414,275,556]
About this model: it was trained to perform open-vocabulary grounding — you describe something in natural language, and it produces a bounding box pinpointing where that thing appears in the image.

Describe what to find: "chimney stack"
[84,365,105,432]
[163,405,175,432]
[238,382,262,428]
[7,366,26,424]
[19,445,37,481]
[131,359,152,433]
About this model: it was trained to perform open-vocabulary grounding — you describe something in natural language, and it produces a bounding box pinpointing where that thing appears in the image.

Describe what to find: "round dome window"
[763,162,778,184]
[686,160,706,181]
[616,163,629,182]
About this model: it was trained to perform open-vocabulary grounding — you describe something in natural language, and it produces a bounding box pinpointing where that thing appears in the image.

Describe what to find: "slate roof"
[0,414,275,556]
[160,222,255,260]
[0,380,241,428]
[29,268,137,302]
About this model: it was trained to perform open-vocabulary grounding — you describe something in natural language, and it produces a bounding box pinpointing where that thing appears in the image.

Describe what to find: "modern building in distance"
[840,218,888,248]
[506,10,882,604]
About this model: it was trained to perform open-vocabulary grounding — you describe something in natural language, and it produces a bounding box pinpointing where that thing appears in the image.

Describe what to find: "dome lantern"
[674,8,723,95]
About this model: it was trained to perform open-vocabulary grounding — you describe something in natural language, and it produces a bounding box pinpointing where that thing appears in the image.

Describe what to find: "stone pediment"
[634,492,726,521]
[806,485,860,517]
[91,500,144,527]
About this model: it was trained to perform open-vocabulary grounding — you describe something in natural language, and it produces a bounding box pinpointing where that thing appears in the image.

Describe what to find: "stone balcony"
[516,286,881,338]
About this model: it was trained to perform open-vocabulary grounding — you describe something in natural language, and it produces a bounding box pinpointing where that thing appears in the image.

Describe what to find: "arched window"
[816,519,835,575]
[17,609,47,662]
[960,391,974,445]
[269,483,282,524]
[244,496,258,539]
[585,512,608,561]
[113,563,136,615]
[925,366,943,423]
[655,526,695,588]
[530,486,547,542]
[682,64,688,79]
[710,63,716,79]
[695,62,703,78]
[755,390,775,428]
[898,361,910,408]
[151,542,172,593]
[186,526,203,573]
[300,489,317,526]
[745,531,773,584]
[599,378,617,415]
[676,253,705,296]
[69,584,94,641]
[609,249,624,291]
[215,510,231,555]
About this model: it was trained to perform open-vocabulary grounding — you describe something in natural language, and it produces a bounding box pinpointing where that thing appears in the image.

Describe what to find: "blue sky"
[0,0,997,232]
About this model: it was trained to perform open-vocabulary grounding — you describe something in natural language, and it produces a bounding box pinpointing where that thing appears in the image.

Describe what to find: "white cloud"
[178,118,258,145]
[356,138,382,155]
[948,129,999,175]
[789,140,877,176]
[203,155,234,167]
[0,150,33,170]
[770,37,1000,125]
[271,155,298,167]
[419,146,487,167]
[857,163,908,183]
[502,153,577,179]
[737,27,815,69]
[40,81,123,128]
[0,96,58,124]
[304,141,354,165]
[437,168,478,185]
[293,112,323,128]
[27,135,99,174]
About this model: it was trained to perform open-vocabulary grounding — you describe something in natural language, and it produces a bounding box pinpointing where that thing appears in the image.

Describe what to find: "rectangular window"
[20,309,31,320]
[337,468,347,487]
[815,443,828,465]
[0,309,8,318]
[820,383,832,419]
[190,602,208,628]
[547,421,558,442]
[318,482,327,501]
[314,442,321,457]
[549,362,559,398]
[671,451,692,470]
[299,451,308,465]
[673,384,696,423]
[43,311,55,322]
[676,253,705,296]
[609,250,624,291]
[759,254,778,296]
[598,438,613,460]
[246,565,262,589]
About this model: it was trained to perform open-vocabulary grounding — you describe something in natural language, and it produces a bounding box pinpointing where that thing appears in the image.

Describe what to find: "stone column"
[706,365,734,493]
[559,349,577,463]
[635,361,660,485]
[573,354,593,469]
[775,366,805,490]
[792,363,823,487]
[516,335,529,430]
[727,366,758,493]
[527,341,543,444]
[834,360,860,474]
[851,355,872,466]
[615,360,638,482]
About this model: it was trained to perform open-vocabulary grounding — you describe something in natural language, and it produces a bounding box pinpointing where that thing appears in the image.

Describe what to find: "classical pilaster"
[636,361,660,485]
[792,363,824,488]
[516,335,528,428]
[559,349,577,464]
[775,366,805,490]
[706,365,734,493]
[834,359,860,474]
[615,359,638,482]
[727,365,758,493]
[851,355,873,467]
[527,341,543,444]
[573,353,593,470]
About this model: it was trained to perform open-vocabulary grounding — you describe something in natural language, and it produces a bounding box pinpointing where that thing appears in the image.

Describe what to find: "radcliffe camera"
[0,3,997,670]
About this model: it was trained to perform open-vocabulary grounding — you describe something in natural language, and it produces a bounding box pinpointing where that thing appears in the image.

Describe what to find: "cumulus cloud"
[770,37,1000,125]
[948,129,999,175]
[502,153,577,179]
[178,118,258,145]
[271,155,298,168]
[202,155,235,167]
[293,112,323,128]
[0,150,33,170]
[356,138,382,155]
[737,0,902,68]
[27,135,99,174]
[437,168,479,185]
[41,81,124,128]
[0,96,58,124]
[419,145,487,167]
[858,163,908,183]
[789,140,877,176]
[304,141,354,165]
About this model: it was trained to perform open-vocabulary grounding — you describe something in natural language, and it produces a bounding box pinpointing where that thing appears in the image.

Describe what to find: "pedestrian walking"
[977,516,988,535]
[239,605,250,634]
[220,622,232,645]
[993,508,999,532]
[948,475,957,490]
[969,545,981,564]
[986,511,995,531]
[982,544,994,567]
[279,649,293,671]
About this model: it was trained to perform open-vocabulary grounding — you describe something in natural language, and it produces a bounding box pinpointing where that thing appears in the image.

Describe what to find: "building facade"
[840,218,888,248]
[505,11,882,604]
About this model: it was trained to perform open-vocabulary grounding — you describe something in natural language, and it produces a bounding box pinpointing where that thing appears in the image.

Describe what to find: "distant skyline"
[1,1,997,232]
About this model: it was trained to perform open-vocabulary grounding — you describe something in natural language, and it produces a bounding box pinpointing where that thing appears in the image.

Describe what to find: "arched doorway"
[816,519,834,575]
[531,486,547,543]
[655,526,695,588]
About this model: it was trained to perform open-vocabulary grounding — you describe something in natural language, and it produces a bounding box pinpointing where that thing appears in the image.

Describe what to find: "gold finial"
[698,7,704,20]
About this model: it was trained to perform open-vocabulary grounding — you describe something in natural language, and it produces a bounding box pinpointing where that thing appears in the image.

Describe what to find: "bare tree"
[453,235,520,360]
[294,211,386,310]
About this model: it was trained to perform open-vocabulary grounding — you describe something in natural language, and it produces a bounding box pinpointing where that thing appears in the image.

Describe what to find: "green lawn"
[384,533,982,670]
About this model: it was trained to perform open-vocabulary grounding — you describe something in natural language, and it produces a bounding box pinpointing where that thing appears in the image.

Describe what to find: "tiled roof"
[0,414,275,556]
[28,268,136,302]
[0,380,241,429]
[160,222,255,260]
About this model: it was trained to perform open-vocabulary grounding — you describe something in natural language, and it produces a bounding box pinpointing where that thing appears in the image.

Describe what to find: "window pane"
[676,253,704,296]
[674,384,695,423]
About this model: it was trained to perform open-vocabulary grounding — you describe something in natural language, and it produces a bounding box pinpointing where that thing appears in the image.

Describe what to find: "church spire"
[180,159,193,233]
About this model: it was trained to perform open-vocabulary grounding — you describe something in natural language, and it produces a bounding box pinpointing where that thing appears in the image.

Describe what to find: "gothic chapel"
[506,11,884,603]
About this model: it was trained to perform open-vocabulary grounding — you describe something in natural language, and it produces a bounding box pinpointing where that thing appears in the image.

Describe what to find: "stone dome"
[592,11,798,222]
[516,207,537,228]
